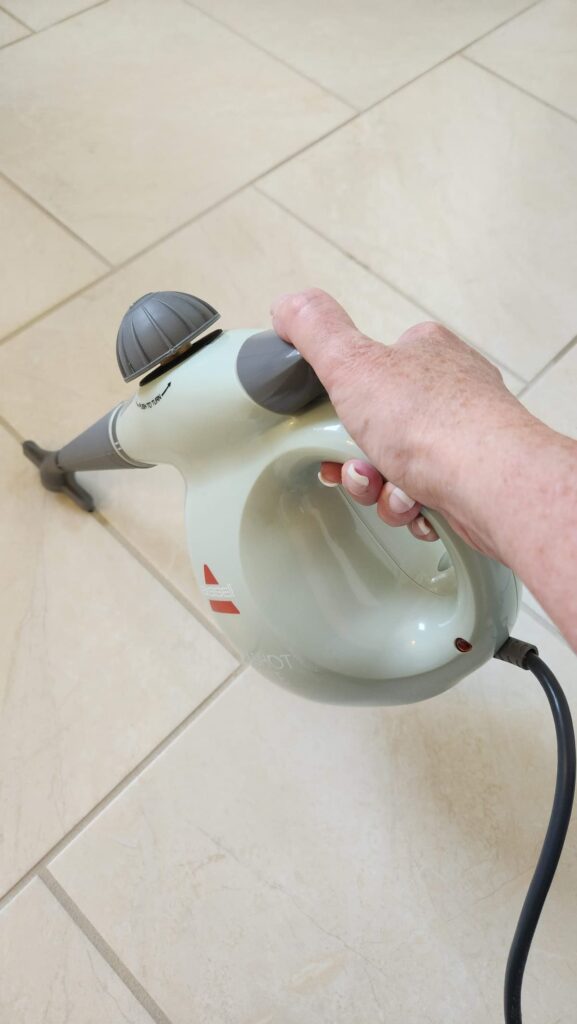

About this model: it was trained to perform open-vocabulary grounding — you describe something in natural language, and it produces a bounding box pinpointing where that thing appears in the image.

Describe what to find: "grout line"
[186,0,547,117]
[456,0,546,55]
[462,53,577,129]
[40,871,175,1024]
[2,0,111,37]
[0,411,22,443]
[253,185,527,384]
[0,270,115,349]
[34,0,112,32]
[0,664,246,914]
[0,25,30,49]
[85,106,362,262]
[0,169,112,268]
[0,3,32,31]
[517,333,577,399]
[181,0,357,111]
[0,172,347,350]
[0,0,112,49]
[187,0,547,116]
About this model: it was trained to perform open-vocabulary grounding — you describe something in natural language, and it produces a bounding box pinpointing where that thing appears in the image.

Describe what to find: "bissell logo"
[201,565,240,614]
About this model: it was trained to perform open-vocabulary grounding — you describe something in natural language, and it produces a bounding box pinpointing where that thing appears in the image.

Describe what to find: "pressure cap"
[116,291,220,381]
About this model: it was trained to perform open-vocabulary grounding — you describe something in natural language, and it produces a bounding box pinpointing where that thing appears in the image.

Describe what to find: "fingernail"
[318,471,339,488]
[345,464,370,491]
[389,486,416,514]
[416,516,432,535]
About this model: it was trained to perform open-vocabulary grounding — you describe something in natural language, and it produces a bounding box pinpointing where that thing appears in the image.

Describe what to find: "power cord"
[494,637,576,1023]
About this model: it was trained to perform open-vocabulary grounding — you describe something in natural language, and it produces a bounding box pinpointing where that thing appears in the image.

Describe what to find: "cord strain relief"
[494,636,539,669]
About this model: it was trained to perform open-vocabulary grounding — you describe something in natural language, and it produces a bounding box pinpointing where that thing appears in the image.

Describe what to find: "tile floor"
[0,0,576,1020]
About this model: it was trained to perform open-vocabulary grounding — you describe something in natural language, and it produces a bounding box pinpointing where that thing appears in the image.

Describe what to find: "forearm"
[457,411,577,649]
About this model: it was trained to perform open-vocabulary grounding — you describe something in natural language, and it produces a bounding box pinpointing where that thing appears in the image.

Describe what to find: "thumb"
[270,288,369,389]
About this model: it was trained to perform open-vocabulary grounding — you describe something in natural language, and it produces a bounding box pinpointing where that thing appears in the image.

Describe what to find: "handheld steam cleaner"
[23,291,576,1023]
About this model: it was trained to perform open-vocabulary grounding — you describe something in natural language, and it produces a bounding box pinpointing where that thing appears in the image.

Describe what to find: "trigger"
[236,329,327,415]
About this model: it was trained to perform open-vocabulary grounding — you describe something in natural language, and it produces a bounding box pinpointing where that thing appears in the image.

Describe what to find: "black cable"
[494,638,576,1023]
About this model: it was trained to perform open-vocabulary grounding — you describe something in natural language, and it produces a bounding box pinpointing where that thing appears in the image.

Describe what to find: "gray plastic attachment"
[23,442,97,512]
[22,405,153,512]
[117,291,220,382]
[236,329,327,414]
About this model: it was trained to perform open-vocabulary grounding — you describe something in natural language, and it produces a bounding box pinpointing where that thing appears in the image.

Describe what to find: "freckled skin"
[271,288,577,651]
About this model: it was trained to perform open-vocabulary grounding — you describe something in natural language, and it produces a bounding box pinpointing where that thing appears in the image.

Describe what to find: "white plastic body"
[116,329,520,706]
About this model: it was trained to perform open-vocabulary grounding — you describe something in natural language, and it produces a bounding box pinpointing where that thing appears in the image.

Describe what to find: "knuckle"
[289,288,330,319]
[399,320,451,348]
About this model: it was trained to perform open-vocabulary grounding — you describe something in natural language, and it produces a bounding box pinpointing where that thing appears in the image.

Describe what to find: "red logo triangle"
[204,565,218,586]
[203,564,240,614]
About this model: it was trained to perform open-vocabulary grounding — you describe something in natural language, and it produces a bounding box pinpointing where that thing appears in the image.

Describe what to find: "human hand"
[271,288,534,559]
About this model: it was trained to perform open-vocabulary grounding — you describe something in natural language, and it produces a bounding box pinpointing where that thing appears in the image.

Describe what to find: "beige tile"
[522,340,577,439]
[261,57,577,380]
[0,426,236,895]
[0,188,434,614]
[0,879,153,1024]
[187,0,531,110]
[2,0,101,29]
[0,176,105,339]
[501,366,524,393]
[0,0,350,264]
[467,0,577,121]
[0,7,28,44]
[522,588,560,634]
[50,612,577,1022]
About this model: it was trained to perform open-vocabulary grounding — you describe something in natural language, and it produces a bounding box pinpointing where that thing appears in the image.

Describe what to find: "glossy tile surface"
[187,0,531,109]
[0,426,236,894]
[468,0,577,120]
[0,175,105,339]
[0,880,153,1024]
[0,0,350,262]
[50,612,577,1023]
[261,57,577,379]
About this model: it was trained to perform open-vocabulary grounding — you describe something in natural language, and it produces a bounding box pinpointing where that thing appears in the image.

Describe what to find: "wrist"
[445,400,545,563]
[444,395,577,648]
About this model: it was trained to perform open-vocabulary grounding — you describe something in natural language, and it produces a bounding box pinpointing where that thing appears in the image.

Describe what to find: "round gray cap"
[116,291,220,381]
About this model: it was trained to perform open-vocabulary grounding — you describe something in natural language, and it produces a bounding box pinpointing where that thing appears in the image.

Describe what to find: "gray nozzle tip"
[23,440,96,512]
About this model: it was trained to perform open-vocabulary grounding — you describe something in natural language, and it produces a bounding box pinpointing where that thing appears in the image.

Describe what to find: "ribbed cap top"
[116,291,220,381]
